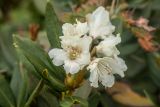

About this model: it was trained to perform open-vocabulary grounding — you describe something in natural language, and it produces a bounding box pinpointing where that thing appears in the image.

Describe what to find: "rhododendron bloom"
[48,6,127,88]
[49,36,92,74]
[87,56,127,87]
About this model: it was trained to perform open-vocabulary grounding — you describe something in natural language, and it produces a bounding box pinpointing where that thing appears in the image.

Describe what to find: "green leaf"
[14,38,41,79]
[36,96,51,107]
[88,92,100,107]
[100,93,118,107]
[24,79,44,107]
[118,43,140,56]
[147,53,160,87]
[13,35,66,91]
[0,75,16,107]
[121,29,134,44]
[60,96,88,107]
[45,1,62,48]
[144,90,159,107]
[40,87,59,107]
[0,25,18,70]
[10,62,28,107]
[125,56,146,78]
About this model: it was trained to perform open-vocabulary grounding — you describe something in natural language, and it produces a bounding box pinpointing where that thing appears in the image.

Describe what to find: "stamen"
[69,46,82,60]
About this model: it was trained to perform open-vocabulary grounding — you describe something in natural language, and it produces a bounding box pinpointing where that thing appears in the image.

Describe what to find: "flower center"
[68,46,82,60]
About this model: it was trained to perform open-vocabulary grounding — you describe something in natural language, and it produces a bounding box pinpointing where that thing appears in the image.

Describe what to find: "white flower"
[49,36,92,74]
[86,6,115,39]
[96,34,121,57]
[87,56,127,88]
[62,20,89,38]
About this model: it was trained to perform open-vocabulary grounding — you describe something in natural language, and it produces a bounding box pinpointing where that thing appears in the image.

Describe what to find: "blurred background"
[0,0,160,107]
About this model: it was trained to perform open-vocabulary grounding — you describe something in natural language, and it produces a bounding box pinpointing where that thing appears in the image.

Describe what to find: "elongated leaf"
[15,43,40,78]
[147,53,160,87]
[45,1,62,48]
[14,35,65,80]
[125,56,146,78]
[88,92,100,107]
[24,79,44,107]
[36,96,50,107]
[0,25,18,69]
[40,87,59,107]
[10,62,28,107]
[0,75,16,107]
[13,35,66,91]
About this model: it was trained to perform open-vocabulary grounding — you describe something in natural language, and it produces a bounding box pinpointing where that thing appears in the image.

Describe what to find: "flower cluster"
[48,7,127,88]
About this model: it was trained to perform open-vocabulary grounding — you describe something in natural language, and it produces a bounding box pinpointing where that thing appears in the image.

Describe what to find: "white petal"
[79,36,92,53]
[60,36,79,50]
[96,34,121,57]
[86,6,115,39]
[89,68,99,88]
[76,53,90,69]
[90,25,115,38]
[89,6,110,28]
[87,58,100,70]
[63,60,80,74]
[76,20,89,36]
[101,74,115,87]
[102,34,121,46]
[62,21,88,37]
[52,58,64,66]
[62,23,75,37]
[103,57,127,77]
[48,48,67,66]
[87,59,100,88]
[96,46,120,57]
[113,56,127,75]
[60,35,92,53]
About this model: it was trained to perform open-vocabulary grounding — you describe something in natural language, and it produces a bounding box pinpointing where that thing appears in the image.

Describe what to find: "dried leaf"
[121,12,156,32]
[106,82,154,107]
[29,23,40,41]
[138,35,158,52]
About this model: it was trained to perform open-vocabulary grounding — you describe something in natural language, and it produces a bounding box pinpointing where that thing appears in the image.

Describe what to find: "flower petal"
[79,36,92,53]
[48,48,67,66]
[76,53,90,69]
[62,23,75,37]
[103,57,127,77]
[86,6,115,39]
[96,34,121,57]
[75,20,89,36]
[89,67,99,88]
[64,60,80,74]
[97,46,120,57]
[62,20,88,37]
[101,74,115,87]
[104,34,121,45]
